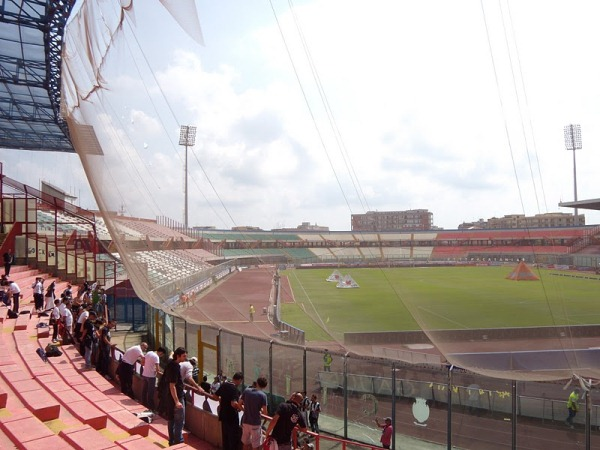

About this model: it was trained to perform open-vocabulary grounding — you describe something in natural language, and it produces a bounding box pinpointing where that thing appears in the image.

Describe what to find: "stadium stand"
[114,218,196,242]
[351,233,380,242]
[381,247,413,259]
[4,0,600,447]
[379,232,418,241]
[2,170,600,449]
[356,247,383,260]
[279,248,316,260]
[0,269,201,448]
[296,233,324,242]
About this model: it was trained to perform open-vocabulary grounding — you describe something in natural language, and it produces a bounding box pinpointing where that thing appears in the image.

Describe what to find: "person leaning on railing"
[265,392,308,450]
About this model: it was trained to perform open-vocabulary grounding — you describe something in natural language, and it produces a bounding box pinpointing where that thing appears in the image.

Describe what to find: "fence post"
[447,365,453,450]
[586,388,591,450]
[343,352,348,439]
[391,363,396,450]
[216,329,222,376]
[269,340,273,414]
[303,348,307,395]
[240,335,245,386]
[512,380,517,450]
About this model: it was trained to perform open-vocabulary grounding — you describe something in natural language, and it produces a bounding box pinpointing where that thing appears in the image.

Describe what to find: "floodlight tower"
[179,125,197,229]
[564,124,582,226]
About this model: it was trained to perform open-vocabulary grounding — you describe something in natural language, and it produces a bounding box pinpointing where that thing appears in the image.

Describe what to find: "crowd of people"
[0,261,112,361]
[0,263,402,449]
[0,260,398,450]
[112,340,326,448]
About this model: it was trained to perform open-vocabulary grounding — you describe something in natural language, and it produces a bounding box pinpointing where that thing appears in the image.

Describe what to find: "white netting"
[61,0,600,382]
[62,0,249,317]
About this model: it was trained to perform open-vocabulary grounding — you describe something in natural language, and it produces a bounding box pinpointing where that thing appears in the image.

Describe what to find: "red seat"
[0,409,54,448]
[115,434,165,449]
[108,409,150,437]
[59,424,119,450]
[0,386,6,408]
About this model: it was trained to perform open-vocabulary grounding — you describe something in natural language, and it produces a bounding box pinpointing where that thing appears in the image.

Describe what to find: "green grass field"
[281,266,600,341]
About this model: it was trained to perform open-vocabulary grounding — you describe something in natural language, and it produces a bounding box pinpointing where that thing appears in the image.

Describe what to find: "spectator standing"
[32,277,44,313]
[265,392,307,450]
[142,346,166,411]
[44,280,56,312]
[375,417,393,449]
[58,297,68,323]
[309,394,321,433]
[566,388,580,429]
[76,307,89,337]
[216,372,244,450]
[63,284,73,300]
[118,342,148,398]
[210,375,221,394]
[96,320,116,378]
[78,280,90,303]
[3,249,13,276]
[163,347,187,446]
[8,280,20,314]
[189,356,200,384]
[179,355,207,404]
[97,287,107,318]
[80,310,98,368]
[50,299,61,343]
[200,374,211,393]
[240,377,268,450]
[91,285,100,312]
[300,392,310,429]
[76,307,90,354]
[62,302,74,343]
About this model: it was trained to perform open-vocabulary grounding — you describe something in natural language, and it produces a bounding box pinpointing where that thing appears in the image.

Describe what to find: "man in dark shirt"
[80,310,97,368]
[3,250,12,277]
[216,371,244,450]
[96,320,115,377]
[163,347,187,446]
[265,392,308,450]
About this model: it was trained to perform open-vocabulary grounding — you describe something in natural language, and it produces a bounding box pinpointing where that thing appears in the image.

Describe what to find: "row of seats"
[134,250,213,286]
[113,219,195,242]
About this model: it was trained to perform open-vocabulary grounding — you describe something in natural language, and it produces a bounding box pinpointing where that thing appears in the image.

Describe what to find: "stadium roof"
[559,199,600,211]
[0,0,76,153]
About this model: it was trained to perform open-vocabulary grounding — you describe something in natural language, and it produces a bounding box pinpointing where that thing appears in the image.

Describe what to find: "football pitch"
[280,266,600,341]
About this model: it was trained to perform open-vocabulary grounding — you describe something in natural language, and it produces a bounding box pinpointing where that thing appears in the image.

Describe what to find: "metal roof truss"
[0,0,76,152]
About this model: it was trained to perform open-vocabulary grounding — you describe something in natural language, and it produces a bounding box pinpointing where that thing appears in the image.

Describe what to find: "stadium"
[2,1,600,450]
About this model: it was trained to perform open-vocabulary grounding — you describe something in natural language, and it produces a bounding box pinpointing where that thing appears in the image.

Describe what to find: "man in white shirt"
[76,307,89,342]
[118,342,148,398]
[179,356,209,407]
[8,280,20,314]
[63,307,73,338]
[32,277,44,312]
[51,299,61,343]
[58,298,68,322]
[142,346,166,411]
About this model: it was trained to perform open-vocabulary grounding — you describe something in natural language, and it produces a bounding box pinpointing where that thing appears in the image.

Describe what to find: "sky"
[3,0,600,231]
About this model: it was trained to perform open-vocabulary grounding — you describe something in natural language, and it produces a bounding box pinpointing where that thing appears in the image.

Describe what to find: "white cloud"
[5,0,600,230]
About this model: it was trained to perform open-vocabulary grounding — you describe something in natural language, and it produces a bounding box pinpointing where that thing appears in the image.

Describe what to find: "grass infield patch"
[281,266,600,341]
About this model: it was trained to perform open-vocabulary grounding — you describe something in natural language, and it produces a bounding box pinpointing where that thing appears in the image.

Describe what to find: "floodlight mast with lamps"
[564,124,582,226]
[179,125,197,229]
